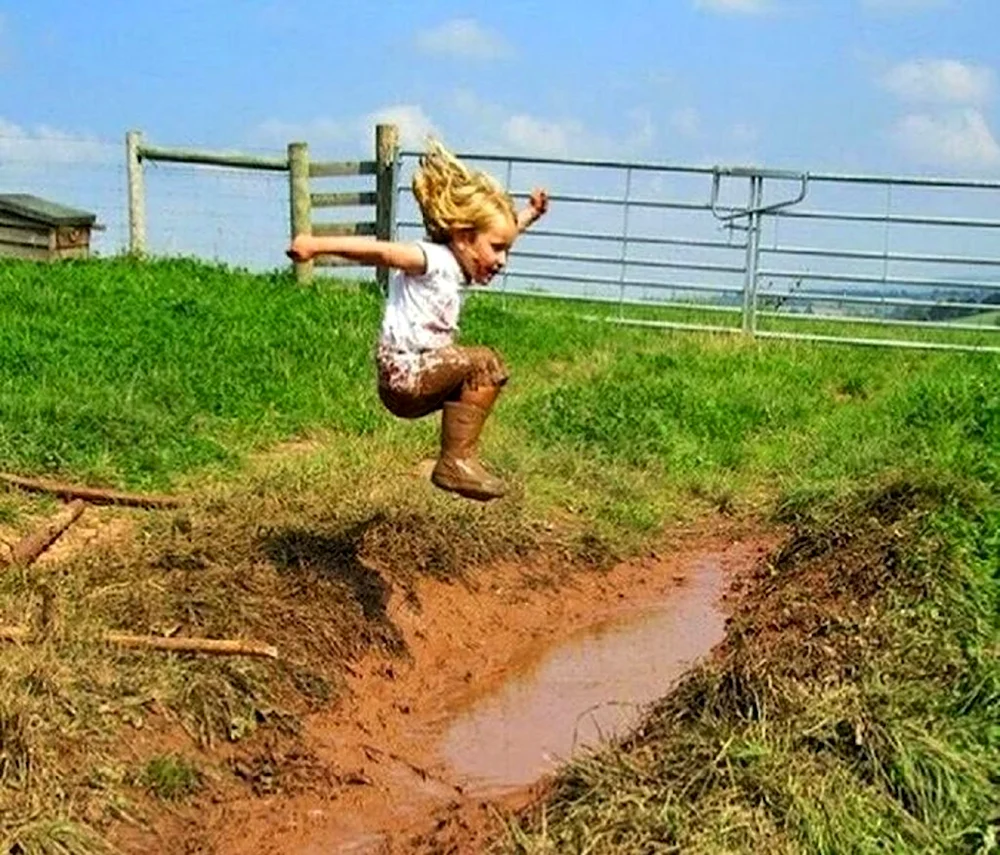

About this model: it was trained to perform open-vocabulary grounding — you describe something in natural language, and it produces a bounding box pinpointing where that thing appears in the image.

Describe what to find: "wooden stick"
[0,627,28,642]
[6,500,86,567]
[104,633,279,659]
[0,626,278,659]
[0,472,183,509]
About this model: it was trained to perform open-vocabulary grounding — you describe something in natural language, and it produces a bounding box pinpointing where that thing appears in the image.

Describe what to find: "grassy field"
[953,308,1000,327]
[0,256,997,853]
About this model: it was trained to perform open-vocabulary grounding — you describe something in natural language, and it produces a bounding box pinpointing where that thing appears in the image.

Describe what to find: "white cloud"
[414,18,510,60]
[879,58,999,173]
[366,105,439,149]
[453,90,657,159]
[730,122,759,146]
[628,108,657,150]
[882,59,994,105]
[252,104,438,154]
[502,114,582,158]
[0,118,113,165]
[694,0,775,14]
[891,108,1000,170]
[256,93,658,163]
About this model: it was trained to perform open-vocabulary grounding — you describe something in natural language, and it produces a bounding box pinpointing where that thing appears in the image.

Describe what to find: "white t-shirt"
[379,241,467,354]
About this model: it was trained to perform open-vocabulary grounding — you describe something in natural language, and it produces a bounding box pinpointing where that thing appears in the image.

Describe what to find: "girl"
[287,141,548,501]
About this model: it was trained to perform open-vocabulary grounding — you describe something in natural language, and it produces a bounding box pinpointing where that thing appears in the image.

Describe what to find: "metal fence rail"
[6,128,995,353]
[396,150,1000,353]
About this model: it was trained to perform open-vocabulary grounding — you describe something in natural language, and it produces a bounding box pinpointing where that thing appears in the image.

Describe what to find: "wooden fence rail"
[126,124,400,287]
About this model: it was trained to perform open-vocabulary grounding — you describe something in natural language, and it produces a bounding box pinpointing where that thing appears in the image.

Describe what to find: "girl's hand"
[286,234,316,262]
[517,188,550,233]
[528,188,549,220]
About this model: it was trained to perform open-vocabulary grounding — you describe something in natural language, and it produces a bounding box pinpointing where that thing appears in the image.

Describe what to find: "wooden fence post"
[375,124,400,293]
[126,130,146,257]
[288,141,313,285]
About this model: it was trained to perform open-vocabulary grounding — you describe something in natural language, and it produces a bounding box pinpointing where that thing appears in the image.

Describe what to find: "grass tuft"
[138,755,202,801]
[1,821,110,855]
[502,482,1000,853]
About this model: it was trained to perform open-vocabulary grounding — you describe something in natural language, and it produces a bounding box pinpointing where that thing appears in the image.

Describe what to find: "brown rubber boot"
[431,401,506,501]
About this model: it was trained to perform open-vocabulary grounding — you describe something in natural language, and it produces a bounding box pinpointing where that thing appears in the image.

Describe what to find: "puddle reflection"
[442,557,727,793]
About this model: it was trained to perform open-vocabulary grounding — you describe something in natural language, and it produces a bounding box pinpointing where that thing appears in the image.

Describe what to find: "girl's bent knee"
[462,347,509,389]
[459,382,503,410]
[378,385,441,419]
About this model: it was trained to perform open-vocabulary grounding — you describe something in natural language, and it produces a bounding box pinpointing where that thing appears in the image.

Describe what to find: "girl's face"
[451,212,518,285]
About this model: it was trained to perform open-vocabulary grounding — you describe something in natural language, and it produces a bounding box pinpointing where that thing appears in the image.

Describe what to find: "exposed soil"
[0,499,137,569]
[112,521,776,855]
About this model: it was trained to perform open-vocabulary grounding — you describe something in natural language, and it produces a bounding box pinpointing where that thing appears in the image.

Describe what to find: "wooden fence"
[126,124,399,287]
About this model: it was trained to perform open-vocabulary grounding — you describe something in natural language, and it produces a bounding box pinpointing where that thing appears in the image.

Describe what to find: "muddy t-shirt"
[379,241,466,354]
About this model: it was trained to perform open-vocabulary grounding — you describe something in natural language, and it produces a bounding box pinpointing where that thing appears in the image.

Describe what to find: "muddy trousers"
[377,345,508,501]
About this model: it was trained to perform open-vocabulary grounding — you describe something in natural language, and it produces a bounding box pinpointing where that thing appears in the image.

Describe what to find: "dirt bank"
[117,521,774,854]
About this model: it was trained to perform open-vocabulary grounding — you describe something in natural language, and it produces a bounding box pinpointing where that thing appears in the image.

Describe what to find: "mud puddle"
[323,554,732,854]
[139,533,772,855]
[440,556,726,795]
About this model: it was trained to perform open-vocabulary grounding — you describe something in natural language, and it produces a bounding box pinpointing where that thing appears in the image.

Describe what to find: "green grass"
[0,256,998,853]
[138,755,202,801]
[0,257,384,488]
[946,308,1000,328]
[485,289,1000,350]
[2,256,997,507]
[510,327,998,488]
[501,483,1000,854]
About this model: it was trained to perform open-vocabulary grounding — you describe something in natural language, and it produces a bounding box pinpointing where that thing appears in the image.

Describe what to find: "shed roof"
[0,194,97,227]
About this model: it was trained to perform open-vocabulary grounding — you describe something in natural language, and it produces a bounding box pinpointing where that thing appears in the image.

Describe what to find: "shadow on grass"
[261,520,405,655]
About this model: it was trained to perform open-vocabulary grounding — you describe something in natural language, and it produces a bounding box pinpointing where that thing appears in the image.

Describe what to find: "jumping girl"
[287,141,549,501]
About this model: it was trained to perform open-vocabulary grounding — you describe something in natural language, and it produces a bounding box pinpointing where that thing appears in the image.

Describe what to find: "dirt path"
[118,522,774,854]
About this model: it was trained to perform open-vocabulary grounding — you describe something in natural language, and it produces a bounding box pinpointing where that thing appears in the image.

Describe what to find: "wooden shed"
[0,194,98,261]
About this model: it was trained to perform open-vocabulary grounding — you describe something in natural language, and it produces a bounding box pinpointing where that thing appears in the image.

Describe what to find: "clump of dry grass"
[501,479,1000,853]
[0,442,620,852]
[1,821,112,855]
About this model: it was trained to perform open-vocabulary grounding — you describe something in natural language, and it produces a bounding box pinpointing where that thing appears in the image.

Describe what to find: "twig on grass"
[0,472,184,509]
[3,499,87,568]
[0,626,279,659]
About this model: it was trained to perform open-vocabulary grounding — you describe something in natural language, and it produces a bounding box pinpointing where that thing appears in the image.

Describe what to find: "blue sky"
[1,0,998,174]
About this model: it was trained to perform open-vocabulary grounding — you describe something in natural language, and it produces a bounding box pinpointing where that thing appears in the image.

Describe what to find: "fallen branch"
[0,627,29,643]
[0,626,278,659]
[104,633,279,659]
[0,472,184,509]
[5,500,87,567]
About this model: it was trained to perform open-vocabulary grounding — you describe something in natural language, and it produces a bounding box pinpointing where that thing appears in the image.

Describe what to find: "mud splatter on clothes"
[375,240,508,418]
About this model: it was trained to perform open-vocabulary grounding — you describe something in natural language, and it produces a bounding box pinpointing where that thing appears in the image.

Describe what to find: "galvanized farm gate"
[396,150,1000,353]
[121,126,1000,353]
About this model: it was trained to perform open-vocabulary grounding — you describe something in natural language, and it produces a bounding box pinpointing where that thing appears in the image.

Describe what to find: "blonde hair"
[412,140,516,244]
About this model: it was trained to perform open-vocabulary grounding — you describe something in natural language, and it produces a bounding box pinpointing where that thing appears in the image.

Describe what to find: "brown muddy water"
[307,552,734,855]
[441,555,727,794]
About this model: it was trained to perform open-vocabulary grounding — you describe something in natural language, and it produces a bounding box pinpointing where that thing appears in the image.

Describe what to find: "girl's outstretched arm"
[287,235,426,275]
[517,188,549,233]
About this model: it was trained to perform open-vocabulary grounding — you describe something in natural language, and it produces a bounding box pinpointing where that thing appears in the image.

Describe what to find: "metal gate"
[395,150,1000,353]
